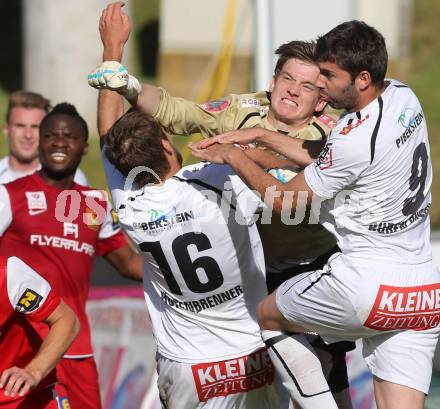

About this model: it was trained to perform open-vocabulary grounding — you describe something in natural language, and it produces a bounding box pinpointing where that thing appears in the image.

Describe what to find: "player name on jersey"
[364,283,440,331]
[160,285,243,313]
[192,348,274,402]
[368,203,431,234]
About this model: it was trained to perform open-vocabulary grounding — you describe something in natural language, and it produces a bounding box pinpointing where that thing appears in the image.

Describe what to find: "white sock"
[262,330,338,409]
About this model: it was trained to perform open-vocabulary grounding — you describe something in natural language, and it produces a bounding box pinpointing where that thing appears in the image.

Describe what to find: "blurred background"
[0,1,439,408]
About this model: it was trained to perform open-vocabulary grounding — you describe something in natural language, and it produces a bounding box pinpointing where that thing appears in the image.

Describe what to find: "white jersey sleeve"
[74,168,89,186]
[98,198,121,240]
[304,121,372,199]
[6,256,52,314]
[0,185,13,236]
[101,146,129,211]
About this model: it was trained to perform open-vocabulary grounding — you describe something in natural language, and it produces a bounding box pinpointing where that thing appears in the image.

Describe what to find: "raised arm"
[90,1,160,116]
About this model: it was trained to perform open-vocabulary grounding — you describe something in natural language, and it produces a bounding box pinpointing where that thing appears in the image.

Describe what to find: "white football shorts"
[276,253,440,393]
[156,348,290,408]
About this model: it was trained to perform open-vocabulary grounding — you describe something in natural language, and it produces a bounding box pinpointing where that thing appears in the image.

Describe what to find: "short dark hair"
[315,20,387,87]
[6,91,51,122]
[40,102,89,141]
[106,109,170,187]
[274,41,317,75]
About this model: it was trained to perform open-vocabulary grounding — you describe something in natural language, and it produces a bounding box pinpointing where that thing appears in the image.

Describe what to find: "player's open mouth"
[50,153,68,162]
[281,98,298,107]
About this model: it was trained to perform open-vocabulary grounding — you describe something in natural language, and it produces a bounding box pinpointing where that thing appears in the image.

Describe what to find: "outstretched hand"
[188,142,242,165]
[194,127,265,150]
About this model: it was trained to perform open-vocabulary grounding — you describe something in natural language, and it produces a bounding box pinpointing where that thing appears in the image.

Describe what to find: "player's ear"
[161,138,173,155]
[3,123,9,139]
[82,142,89,157]
[314,98,327,113]
[269,75,276,92]
[356,70,372,91]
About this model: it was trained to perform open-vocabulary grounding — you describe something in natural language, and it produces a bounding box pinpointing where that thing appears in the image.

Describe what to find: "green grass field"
[1,0,439,227]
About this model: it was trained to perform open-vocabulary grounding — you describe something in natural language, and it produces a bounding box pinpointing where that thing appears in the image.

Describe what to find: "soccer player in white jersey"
[1,91,88,185]
[97,99,292,408]
[190,20,440,409]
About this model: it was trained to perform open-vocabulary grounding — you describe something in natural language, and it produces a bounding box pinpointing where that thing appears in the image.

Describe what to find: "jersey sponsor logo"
[63,222,79,239]
[199,99,229,112]
[132,209,194,233]
[16,288,43,313]
[25,191,47,216]
[160,285,243,313]
[30,234,95,256]
[315,142,333,170]
[368,203,430,234]
[318,113,337,129]
[398,108,416,129]
[192,348,274,402]
[339,114,370,135]
[364,283,440,331]
[396,110,424,148]
[240,98,260,108]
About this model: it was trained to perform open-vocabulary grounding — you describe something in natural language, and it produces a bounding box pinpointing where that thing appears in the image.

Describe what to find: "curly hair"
[40,102,89,141]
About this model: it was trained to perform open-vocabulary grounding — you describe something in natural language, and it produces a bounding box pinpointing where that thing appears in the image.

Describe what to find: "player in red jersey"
[0,103,143,409]
[0,255,78,409]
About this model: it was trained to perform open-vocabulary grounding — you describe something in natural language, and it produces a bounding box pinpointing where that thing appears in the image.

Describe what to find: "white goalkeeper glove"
[88,61,141,100]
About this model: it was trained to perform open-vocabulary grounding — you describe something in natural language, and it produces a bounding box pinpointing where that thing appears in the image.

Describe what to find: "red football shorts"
[55,357,102,409]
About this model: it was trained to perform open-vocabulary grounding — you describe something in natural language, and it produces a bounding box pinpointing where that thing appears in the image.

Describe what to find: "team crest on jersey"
[84,207,100,231]
[318,113,337,129]
[315,143,333,170]
[16,288,43,313]
[25,191,47,216]
[339,114,370,135]
[199,99,229,112]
